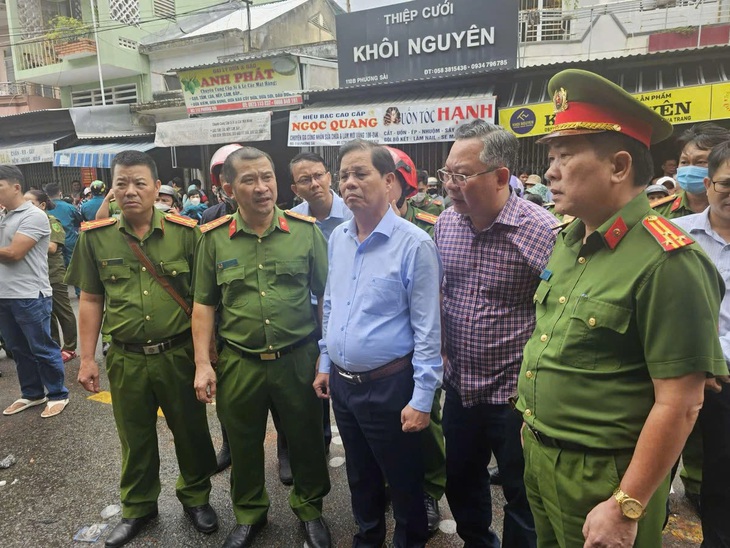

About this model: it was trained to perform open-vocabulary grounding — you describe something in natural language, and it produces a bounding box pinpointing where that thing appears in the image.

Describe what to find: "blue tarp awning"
[53,140,156,168]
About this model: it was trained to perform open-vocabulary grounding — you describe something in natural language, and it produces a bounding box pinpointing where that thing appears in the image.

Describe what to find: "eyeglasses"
[437,167,499,187]
[295,172,328,187]
[711,180,730,193]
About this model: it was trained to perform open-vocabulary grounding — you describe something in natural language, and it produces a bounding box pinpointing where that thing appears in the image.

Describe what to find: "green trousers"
[106,341,216,518]
[216,341,330,525]
[679,422,703,496]
[423,388,446,500]
[523,430,668,548]
[50,282,77,351]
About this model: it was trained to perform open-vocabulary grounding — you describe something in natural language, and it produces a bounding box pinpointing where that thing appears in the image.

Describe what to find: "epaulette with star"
[415,211,438,225]
[284,210,316,223]
[80,217,117,232]
[650,194,678,209]
[642,215,694,252]
[199,215,232,234]
[165,213,198,228]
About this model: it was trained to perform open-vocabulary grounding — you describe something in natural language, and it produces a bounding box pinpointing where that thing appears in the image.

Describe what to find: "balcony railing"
[14,36,97,71]
[0,81,60,99]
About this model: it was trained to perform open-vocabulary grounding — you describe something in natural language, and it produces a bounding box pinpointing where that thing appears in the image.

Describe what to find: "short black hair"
[187,188,201,197]
[518,166,530,175]
[584,133,655,187]
[111,150,158,181]
[708,141,730,179]
[0,165,24,187]
[417,170,428,185]
[337,139,395,177]
[43,182,61,197]
[677,122,730,153]
[289,152,327,178]
[222,147,275,186]
[523,193,544,206]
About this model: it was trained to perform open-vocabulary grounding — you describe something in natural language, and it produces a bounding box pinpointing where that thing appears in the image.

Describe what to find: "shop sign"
[177,57,303,115]
[501,84,720,138]
[0,143,54,165]
[80,168,97,186]
[336,0,517,88]
[155,113,271,147]
[288,96,496,147]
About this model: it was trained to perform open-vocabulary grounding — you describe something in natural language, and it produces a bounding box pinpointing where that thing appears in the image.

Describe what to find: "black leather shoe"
[183,503,218,534]
[302,517,332,548]
[222,521,267,548]
[216,441,231,473]
[424,494,440,535]
[277,436,293,486]
[488,465,502,486]
[104,510,158,547]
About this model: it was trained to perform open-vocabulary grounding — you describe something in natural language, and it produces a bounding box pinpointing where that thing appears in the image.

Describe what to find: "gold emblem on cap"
[553,87,568,113]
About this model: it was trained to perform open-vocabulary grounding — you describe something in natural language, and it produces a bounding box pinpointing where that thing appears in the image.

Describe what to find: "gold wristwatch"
[613,487,646,520]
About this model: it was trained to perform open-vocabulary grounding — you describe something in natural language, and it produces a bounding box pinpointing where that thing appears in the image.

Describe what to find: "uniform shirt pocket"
[98,262,131,305]
[361,277,406,316]
[215,263,248,307]
[275,260,308,301]
[559,296,632,370]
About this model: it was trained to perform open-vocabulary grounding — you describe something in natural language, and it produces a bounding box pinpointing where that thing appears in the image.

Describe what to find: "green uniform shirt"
[409,196,444,216]
[517,193,727,450]
[404,203,436,238]
[65,208,199,343]
[194,207,328,354]
[47,214,66,285]
[652,191,694,219]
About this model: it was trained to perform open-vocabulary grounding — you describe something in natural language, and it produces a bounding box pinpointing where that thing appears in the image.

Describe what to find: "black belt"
[113,330,191,355]
[224,331,317,361]
[527,425,631,455]
[334,353,413,385]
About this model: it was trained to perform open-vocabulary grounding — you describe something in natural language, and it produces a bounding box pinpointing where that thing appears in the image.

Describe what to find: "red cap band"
[554,102,653,147]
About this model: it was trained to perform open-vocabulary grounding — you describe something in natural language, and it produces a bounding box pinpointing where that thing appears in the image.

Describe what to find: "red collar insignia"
[279,217,290,233]
[604,217,628,250]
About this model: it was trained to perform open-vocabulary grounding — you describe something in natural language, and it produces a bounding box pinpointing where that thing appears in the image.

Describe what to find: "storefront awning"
[0,133,73,165]
[288,90,496,147]
[154,112,272,147]
[53,140,156,168]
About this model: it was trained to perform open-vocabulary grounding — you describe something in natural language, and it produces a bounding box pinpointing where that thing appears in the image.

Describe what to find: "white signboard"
[154,112,272,147]
[0,143,55,165]
[288,96,496,147]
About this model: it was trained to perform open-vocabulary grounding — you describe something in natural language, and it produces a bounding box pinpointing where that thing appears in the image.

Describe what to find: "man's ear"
[704,176,712,192]
[291,184,300,199]
[610,151,633,185]
[223,182,233,197]
[494,167,510,189]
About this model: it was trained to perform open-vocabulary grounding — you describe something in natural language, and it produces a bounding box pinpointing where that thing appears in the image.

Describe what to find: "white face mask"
[414,191,427,202]
[154,202,171,212]
[189,197,201,206]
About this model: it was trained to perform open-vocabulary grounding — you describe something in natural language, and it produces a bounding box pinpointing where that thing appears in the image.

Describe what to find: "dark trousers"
[443,385,536,548]
[331,366,428,548]
[700,384,730,547]
[50,282,77,351]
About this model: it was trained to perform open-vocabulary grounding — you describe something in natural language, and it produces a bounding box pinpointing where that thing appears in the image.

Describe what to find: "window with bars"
[109,0,140,25]
[153,0,176,20]
[519,0,571,42]
[70,83,138,106]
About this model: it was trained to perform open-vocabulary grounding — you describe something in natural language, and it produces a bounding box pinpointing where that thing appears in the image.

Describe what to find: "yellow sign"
[501,83,724,138]
[88,390,164,417]
[177,56,302,115]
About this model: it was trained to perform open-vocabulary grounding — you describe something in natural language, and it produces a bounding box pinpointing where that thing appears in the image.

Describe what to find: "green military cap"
[538,69,673,147]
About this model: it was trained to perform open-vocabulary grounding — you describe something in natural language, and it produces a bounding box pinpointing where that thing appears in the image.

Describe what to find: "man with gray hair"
[435,119,557,547]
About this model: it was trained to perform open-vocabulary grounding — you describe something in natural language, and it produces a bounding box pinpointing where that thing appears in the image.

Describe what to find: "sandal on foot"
[41,399,69,418]
[61,350,77,363]
[3,397,48,416]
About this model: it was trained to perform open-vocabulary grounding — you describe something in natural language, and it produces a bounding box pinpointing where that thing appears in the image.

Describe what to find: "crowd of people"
[0,67,728,548]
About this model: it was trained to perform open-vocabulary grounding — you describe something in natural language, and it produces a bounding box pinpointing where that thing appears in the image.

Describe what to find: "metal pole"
[90,0,105,105]
[244,0,252,51]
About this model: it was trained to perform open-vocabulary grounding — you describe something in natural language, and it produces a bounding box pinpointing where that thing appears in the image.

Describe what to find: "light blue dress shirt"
[673,209,730,363]
[291,190,354,241]
[318,206,443,412]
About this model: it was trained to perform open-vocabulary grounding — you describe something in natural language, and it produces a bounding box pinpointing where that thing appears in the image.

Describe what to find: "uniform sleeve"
[637,248,728,378]
[64,231,104,294]
[192,232,220,306]
[49,217,66,246]
[309,224,328,298]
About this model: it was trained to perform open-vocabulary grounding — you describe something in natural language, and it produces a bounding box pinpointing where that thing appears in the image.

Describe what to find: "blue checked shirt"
[318,206,443,413]
[435,194,558,407]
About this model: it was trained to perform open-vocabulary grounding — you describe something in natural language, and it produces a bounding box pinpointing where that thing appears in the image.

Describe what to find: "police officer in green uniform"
[516,69,728,547]
[652,122,730,510]
[410,170,445,216]
[385,146,446,534]
[191,146,332,548]
[66,150,218,548]
[23,190,78,361]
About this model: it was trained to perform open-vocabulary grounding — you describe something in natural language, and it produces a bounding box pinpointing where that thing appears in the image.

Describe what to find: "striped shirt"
[434,194,557,406]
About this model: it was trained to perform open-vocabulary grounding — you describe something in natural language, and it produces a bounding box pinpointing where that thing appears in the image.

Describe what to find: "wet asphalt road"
[0,295,703,547]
